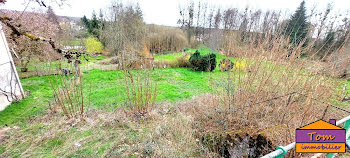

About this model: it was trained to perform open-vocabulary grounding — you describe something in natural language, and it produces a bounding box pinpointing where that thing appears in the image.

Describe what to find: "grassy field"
[0,48,234,157]
[0,67,230,126]
[16,56,106,78]
[3,46,350,126]
[2,47,238,126]
[1,47,349,157]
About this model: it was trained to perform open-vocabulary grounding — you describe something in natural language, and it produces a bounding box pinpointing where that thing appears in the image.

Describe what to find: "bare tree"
[207,8,214,32]
[177,1,195,45]
[239,7,249,42]
[200,2,208,40]
[222,8,238,30]
[214,8,221,29]
[1,10,62,71]
[101,1,146,67]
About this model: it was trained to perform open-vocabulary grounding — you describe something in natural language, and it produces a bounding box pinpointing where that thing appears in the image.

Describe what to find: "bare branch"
[0,16,88,63]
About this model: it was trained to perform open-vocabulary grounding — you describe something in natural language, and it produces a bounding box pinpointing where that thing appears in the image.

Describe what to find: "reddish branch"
[0,16,87,63]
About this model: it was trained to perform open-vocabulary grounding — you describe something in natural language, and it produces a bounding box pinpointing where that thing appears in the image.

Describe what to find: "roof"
[297,120,342,130]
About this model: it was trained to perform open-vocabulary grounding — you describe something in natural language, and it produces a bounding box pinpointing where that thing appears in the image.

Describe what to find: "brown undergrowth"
[0,103,206,157]
[0,89,347,157]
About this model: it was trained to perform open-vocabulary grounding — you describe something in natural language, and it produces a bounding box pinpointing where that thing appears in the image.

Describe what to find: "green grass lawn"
[3,47,228,126]
[16,55,106,78]
[0,67,229,126]
[18,56,105,71]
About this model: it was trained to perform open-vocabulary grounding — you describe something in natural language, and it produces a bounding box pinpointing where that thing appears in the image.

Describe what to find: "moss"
[23,33,40,41]
[0,145,5,154]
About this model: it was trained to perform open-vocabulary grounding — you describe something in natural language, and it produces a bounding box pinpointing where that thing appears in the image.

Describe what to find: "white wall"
[0,24,24,111]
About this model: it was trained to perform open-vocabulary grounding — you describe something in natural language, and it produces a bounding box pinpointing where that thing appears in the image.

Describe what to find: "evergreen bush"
[189,50,216,72]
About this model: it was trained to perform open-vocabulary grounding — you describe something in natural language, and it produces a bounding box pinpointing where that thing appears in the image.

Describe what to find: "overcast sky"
[1,0,350,26]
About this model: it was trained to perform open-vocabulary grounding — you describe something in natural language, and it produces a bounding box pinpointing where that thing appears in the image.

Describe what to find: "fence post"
[276,146,287,158]
[344,116,350,139]
[326,115,350,158]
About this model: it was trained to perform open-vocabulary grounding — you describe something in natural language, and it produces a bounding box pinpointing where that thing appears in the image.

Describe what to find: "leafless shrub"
[178,54,342,156]
[122,69,157,117]
[199,49,342,156]
[174,4,349,152]
[50,63,89,119]
[146,25,188,54]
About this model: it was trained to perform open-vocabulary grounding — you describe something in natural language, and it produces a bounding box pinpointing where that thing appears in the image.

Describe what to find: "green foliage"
[81,16,89,29]
[319,30,336,57]
[284,0,309,47]
[319,29,349,58]
[90,11,100,37]
[81,11,101,38]
[85,37,103,54]
[189,50,217,72]
[324,31,335,49]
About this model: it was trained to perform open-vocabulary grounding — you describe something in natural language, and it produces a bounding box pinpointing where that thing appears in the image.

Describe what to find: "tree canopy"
[81,11,101,38]
[284,0,309,47]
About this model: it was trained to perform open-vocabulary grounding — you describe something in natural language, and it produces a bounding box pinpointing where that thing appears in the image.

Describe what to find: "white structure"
[0,24,24,111]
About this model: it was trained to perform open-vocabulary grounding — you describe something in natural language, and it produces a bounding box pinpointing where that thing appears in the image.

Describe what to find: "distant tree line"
[80,2,189,58]
[177,0,350,59]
